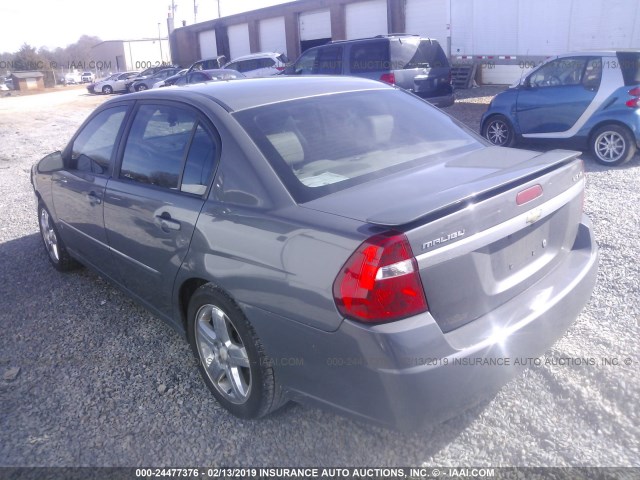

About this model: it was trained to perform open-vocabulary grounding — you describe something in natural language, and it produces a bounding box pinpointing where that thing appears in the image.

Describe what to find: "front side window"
[293,49,318,75]
[71,106,128,174]
[582,58,602,90]
[529,57,588,88]
[234,90,481,202]
[120,104,216,194]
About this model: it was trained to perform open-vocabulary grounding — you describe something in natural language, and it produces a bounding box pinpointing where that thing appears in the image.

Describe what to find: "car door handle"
[155,213,181,232]
[86,191,102,205]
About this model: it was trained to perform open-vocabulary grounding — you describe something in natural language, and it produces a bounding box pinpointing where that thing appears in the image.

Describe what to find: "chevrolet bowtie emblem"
[525,208,543,225]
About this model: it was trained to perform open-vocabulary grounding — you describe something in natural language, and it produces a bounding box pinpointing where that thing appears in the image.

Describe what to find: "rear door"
[516,56,601,134]
[104,102,219,317]
[51,104,129,279]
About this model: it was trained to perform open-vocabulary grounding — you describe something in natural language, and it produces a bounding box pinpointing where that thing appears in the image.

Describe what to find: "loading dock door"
[228,23,251,60]
[260,17,287,54]
[198,30,218,59]
[345,0,387,39]
[299,9,332,52]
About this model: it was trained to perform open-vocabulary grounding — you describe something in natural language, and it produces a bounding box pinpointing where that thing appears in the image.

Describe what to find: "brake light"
[516,184,543,205]
[627,87,640,108]
[380,73,396,85]
[333,231,428,323]
[275,66,285,71]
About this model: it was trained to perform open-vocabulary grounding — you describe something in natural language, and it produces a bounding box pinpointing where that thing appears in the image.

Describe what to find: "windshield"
[234,90,481,202]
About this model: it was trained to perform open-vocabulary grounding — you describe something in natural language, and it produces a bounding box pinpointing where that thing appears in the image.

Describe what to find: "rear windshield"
[233,90,480,203]
[394,39,449,69]
[617,52,640,85]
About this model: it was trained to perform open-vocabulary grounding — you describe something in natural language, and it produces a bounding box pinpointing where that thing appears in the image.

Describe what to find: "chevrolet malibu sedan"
[31,77,598,430]
[481,50,640,166]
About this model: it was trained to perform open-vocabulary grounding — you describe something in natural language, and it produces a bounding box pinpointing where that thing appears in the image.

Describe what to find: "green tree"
[13,43,46,71]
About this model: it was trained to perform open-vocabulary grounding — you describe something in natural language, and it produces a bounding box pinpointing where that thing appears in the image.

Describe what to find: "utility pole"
[193,0,198,23]
[158,23,164,62]
[217,0,221,18]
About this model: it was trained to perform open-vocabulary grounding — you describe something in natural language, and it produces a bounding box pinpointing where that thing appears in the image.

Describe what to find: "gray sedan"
[31,77,598,431]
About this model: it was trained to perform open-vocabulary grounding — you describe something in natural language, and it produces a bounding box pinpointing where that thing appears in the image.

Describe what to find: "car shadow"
[0,232,493,465]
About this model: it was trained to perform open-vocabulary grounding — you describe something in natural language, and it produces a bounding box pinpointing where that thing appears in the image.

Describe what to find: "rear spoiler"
[366,149,582,227]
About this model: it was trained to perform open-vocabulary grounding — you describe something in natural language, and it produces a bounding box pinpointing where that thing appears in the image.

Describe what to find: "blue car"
[481,50,640,166]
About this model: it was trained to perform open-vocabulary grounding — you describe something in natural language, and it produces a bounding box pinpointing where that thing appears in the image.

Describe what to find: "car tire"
[483,115,516,147]
[590,124,637,166]
[136,84,148,91]
[187,283,285,419]
[102,85,113,94]
[38,203,81,272]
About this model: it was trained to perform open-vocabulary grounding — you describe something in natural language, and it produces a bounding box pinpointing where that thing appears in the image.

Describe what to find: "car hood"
[300,146,581,226]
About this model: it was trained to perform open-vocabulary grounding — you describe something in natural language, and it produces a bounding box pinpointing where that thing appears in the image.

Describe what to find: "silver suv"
[224,52,289,78]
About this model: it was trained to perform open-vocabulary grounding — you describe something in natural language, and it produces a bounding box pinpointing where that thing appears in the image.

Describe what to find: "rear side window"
[71,106,128,175]
[189,72,210,83]
[617,52,640,85]
[257,58,276,69]
[315,46,343,74]
[349,41,390,73]
[120,104,217,194]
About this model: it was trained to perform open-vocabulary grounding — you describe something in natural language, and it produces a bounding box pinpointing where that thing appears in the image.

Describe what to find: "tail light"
[275,66,285,71]
[626,87,640,108]
[380,73,396,85]
[333,231,428,323]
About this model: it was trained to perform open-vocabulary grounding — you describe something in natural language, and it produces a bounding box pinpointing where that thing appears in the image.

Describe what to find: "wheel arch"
[588,120,636,145]
[178,277,210,331]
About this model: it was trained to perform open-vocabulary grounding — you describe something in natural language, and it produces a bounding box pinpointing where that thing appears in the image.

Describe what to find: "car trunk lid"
[303,147,585,332]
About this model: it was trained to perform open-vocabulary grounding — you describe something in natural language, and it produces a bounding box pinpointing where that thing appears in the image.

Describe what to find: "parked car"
[283,34,455,107]
[92,71,140,94]
[138,64,178,78]
[31,76,598,431]
[224,52,289,78]
[81,72,95,83]
[128,67,182,92]
[157,69,244,87]
[481,50,640,166]
[187,56,227,73]
[64,72,82,85]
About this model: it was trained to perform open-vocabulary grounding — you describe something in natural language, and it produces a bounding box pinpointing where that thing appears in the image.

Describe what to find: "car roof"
[113,76,391,112]
[228,52,282,61]
[557,49,640,57]
[329,34,434,45]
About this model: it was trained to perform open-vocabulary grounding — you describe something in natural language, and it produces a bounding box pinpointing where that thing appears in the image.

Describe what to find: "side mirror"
[37,151,64,173]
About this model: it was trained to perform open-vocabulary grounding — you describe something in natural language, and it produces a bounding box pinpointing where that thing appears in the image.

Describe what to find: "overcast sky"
[0,0,295,52]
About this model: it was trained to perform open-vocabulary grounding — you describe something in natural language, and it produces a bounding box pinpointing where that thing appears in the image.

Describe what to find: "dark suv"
[284,34,454,107]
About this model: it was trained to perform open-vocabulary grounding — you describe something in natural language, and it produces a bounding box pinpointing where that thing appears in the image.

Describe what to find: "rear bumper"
[247,215,598,431]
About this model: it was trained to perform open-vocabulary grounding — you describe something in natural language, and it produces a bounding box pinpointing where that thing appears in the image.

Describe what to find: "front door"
[516,57,602,134]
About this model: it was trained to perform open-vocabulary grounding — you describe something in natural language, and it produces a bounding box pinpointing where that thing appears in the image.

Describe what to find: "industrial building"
[170,0,640,85]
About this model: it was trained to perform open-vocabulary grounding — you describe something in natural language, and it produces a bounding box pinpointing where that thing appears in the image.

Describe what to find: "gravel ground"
[0,86,638,468]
